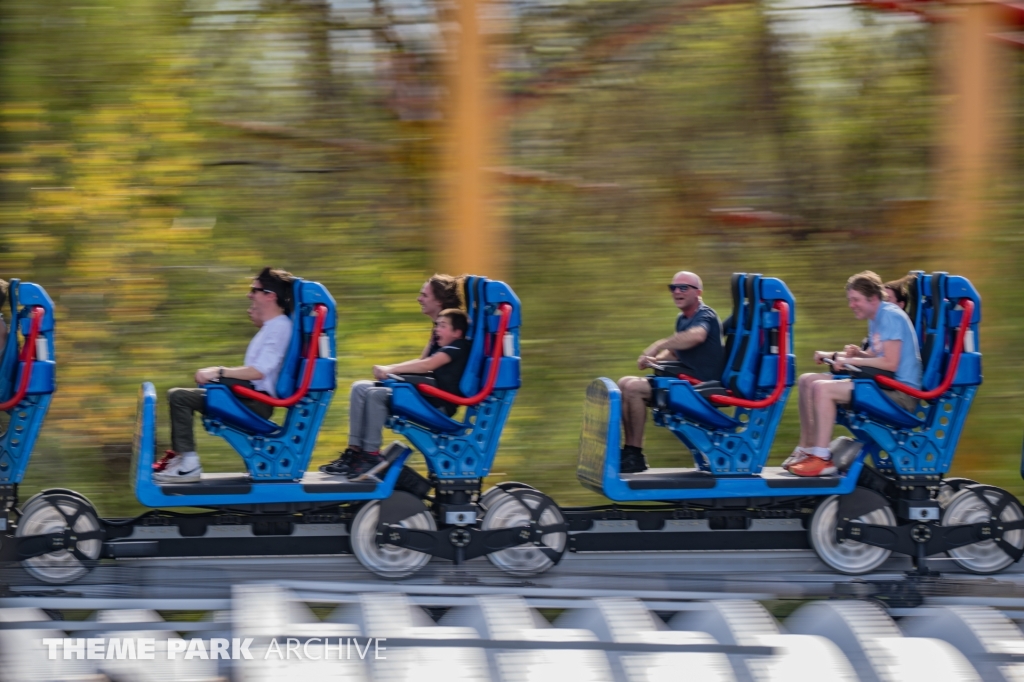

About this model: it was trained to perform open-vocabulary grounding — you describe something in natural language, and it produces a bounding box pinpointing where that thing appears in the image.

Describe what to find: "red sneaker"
[153,449,179,472]
[789,455,837,477]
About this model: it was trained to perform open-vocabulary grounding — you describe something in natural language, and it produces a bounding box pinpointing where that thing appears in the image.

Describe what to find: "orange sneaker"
[153,449,179,472]
[782,447,808,471]
[788,455,837,477]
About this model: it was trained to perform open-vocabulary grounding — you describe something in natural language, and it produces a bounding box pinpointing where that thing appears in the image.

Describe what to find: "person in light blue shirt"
[868,301,922,389]
[787,270,923,477]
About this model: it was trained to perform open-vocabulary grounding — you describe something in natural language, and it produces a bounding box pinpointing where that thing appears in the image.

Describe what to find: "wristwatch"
[218,367,225,380]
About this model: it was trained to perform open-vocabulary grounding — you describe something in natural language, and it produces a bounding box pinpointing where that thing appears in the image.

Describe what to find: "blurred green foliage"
[2,0,1024,515]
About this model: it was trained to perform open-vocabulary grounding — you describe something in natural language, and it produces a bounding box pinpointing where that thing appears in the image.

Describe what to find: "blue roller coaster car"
[576,272,1024,575]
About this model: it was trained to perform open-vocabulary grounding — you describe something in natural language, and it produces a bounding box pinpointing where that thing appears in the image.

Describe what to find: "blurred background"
[3,0,1024,515]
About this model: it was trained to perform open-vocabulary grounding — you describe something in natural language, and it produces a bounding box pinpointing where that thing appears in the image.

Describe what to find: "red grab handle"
[875,298,974,401]
[0,306,45,412]
[417,303,513,407]
[231,304,328,408]
[676,373,702,385]
[710,300,790,409]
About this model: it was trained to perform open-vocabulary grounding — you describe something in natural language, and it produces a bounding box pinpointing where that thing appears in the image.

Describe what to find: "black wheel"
[943,485,1024,574]
[479,481,536,510]
[16,492,103,584]
[17,488,94,515]
[349,499,436,578]
[936,477,978,508]
[482,488,566,576]
[809,494,896,575]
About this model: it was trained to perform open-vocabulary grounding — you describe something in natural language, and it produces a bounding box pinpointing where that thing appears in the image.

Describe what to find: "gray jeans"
[348,380,391,452]
[168,379,274,453]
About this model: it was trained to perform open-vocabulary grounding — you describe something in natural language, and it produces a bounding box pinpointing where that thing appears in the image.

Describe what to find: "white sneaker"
[153,456,203,484]
[782,447,808,471]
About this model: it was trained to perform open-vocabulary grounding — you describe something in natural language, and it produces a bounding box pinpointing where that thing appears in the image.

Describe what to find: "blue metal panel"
[485,356,521,390]
[0,281,57,485]
[953,353,982,386]
[0,394,52,485]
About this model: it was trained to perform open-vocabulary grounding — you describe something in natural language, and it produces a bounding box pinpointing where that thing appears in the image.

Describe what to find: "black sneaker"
[620,446,648,474]
[346,450,384,479]
[320,448,360,475]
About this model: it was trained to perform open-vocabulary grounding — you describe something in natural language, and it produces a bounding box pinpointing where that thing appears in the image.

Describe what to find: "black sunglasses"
[667,283,696,293]
[250,286,274,295]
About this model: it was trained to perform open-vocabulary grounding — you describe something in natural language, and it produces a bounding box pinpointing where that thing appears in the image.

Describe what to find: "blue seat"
[0,280,57,485]
[649,274,796,475]
[201,279,338,480]
[838,272,982,476]
[384,276,521,479]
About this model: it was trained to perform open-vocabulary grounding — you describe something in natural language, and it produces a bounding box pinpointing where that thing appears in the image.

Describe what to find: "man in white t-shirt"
[154,268,295,483]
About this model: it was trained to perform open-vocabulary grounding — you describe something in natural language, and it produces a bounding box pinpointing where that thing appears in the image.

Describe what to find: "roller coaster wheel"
[349,499,436,579]
[936,477,978,508]
[809,494,896,575]
[482,489,566,576]
[943,485,1024,574]
[17,488,94,515]
[16,492,103,585]
[479,481,536,511]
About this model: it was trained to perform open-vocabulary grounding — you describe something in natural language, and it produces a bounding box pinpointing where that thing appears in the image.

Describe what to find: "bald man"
[617,271,724,473]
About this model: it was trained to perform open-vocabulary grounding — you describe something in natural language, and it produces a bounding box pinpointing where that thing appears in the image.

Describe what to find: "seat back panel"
[275,280,337,400]
[459,277,485,397]
[729,274,762,399]
[719,274,745,392]
[0,280,57,485]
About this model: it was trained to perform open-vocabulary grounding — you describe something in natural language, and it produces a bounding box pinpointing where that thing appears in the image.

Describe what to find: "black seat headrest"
[905,273,918,325]
[745,274,761,330]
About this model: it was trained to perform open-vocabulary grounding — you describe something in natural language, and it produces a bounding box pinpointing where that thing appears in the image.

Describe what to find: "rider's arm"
[374,351,453,380]
[195,365,264,385]
[842,340,900,372]
[642,325,709,357]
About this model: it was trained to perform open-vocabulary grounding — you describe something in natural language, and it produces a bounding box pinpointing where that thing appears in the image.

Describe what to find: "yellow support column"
[935,1,1010,277]
[442,0,504,278]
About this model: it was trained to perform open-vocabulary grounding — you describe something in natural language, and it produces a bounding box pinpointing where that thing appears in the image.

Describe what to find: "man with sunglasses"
[617,271,724,473]
[154,267,295,483]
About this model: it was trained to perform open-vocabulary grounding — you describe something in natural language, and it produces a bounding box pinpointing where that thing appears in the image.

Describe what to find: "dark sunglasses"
[250,286,274,295]
[667,283,696,293]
